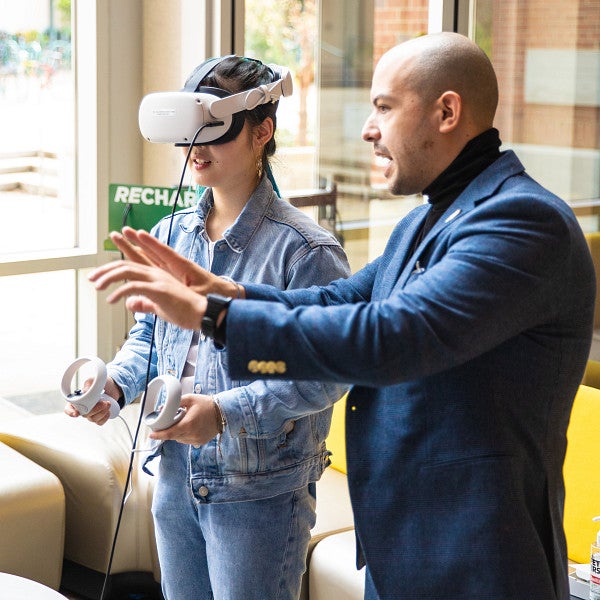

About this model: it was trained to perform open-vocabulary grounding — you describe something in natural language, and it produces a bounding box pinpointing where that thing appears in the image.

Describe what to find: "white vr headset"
[138,56,293,146]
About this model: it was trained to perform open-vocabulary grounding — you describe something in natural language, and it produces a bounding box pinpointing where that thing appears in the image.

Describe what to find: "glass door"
[245,0,431,273]
[0,1,75,255]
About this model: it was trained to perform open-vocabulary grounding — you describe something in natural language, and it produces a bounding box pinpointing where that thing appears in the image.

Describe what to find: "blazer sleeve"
[225,189,593,387]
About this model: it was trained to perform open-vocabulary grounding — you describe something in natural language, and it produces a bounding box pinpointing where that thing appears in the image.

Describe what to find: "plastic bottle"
[590,516,600,600]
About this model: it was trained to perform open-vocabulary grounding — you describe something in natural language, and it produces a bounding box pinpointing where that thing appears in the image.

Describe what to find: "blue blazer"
[228,151,596,599]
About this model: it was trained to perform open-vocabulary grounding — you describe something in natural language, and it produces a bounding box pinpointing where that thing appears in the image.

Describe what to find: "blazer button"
[247,360,286,374]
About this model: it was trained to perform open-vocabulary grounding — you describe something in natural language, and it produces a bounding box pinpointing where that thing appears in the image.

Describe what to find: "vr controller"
[143,374,186,431]
[62,357,185,431]
[61,356,120,419]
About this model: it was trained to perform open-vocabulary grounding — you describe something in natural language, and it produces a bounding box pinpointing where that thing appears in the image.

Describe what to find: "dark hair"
[199,56,279,162]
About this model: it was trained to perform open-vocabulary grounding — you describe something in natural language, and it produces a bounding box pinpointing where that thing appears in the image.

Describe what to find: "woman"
[70,56,350,599]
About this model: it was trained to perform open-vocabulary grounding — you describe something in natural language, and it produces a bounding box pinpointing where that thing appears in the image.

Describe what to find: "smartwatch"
[201,293,232,343]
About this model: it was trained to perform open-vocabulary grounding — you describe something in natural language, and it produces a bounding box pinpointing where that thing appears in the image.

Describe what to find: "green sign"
[106,183,198,251]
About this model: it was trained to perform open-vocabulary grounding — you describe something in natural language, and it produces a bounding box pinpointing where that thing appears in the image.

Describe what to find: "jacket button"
[194,384,202,393]
[199,486,209,497]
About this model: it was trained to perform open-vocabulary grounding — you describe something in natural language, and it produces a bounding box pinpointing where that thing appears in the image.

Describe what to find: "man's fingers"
[120,228,167,268]
[110,231,152,265]
[92,263,156,291]
[105,280,157,304]
[134,230,192,272]
[124,294,157,315]
[88,259,127,282]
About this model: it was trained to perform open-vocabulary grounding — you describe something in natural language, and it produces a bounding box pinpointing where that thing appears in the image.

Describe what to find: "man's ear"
[437,91,461,133]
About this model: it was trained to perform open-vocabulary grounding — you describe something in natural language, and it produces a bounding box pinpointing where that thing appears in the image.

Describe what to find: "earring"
[256,156,263,181]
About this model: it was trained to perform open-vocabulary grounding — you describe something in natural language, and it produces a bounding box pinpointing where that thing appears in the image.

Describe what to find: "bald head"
[380,32,498,132]
[362,33,500,195]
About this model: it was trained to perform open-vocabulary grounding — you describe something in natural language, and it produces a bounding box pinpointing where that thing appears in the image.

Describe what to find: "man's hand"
[108,227,243,298]
[89,261,209,330]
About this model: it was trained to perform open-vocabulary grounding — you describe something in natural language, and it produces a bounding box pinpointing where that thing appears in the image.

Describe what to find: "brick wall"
[492,0,599,149]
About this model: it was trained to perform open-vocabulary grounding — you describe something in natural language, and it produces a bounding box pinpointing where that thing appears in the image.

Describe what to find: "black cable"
[121,202,132,230]
[98,121,221,600]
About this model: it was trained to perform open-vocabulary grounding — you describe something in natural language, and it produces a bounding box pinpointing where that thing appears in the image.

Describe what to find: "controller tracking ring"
[143,374,185,431]
[61,356,120,419]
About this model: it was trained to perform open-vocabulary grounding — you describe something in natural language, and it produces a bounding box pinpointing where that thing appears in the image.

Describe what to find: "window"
[245,0,431,273]
[3,0,596,410]
[0,1,115,411]
[471,0,600,232]
[0,2,75,255]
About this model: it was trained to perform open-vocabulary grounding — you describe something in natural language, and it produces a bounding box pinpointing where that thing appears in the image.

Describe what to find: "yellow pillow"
[583,360,600,390]
[563,385,600,563]
[584,232,600,329]
[326,393,347,474]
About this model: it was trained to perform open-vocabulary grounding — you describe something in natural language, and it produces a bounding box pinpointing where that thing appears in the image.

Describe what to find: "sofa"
[306,395,365,599]
[0,400,160,597]
[0,399,65,590]
[0,392,358,598]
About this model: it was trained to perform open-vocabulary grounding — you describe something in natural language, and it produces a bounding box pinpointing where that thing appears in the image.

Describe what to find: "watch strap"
[202,294,232,341]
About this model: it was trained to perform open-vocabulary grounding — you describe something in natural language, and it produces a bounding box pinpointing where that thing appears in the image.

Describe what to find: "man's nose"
[361,115,379,142]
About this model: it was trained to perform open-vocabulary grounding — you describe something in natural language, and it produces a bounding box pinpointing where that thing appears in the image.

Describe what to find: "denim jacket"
[107,177,350,502]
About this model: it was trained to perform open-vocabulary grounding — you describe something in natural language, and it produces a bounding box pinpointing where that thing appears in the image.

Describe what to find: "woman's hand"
[148,394,222,446]
[64,376,122,426]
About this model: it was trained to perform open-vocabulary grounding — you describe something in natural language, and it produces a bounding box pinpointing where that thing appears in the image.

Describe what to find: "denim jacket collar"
[195,177,276,254]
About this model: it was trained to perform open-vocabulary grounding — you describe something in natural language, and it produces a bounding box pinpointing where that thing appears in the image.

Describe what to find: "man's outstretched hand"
[106,227,240,297]
[89,258,208,330]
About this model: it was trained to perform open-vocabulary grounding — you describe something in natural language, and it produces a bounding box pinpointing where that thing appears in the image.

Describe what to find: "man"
[91,33,595,599]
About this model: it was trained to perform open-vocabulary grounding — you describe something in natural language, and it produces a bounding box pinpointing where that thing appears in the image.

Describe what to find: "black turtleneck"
[410,128,502,253]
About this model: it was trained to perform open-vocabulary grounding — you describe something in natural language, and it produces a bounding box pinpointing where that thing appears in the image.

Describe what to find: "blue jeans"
[152,440,317,600]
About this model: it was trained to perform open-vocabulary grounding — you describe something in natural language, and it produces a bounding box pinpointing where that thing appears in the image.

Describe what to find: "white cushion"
[0,405,159,579]
[309,529,366,600]
[0,442,65,590]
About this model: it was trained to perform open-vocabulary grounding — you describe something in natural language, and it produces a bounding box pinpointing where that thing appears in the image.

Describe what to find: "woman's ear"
[437,91,461,133]
[253,117,274,149]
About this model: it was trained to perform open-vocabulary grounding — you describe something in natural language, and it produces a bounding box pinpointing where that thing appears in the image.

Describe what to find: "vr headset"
[138,56,293,146]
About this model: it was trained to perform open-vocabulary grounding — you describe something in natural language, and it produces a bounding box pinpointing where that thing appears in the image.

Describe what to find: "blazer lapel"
[374,204,429,300]
[376,150,526,298]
